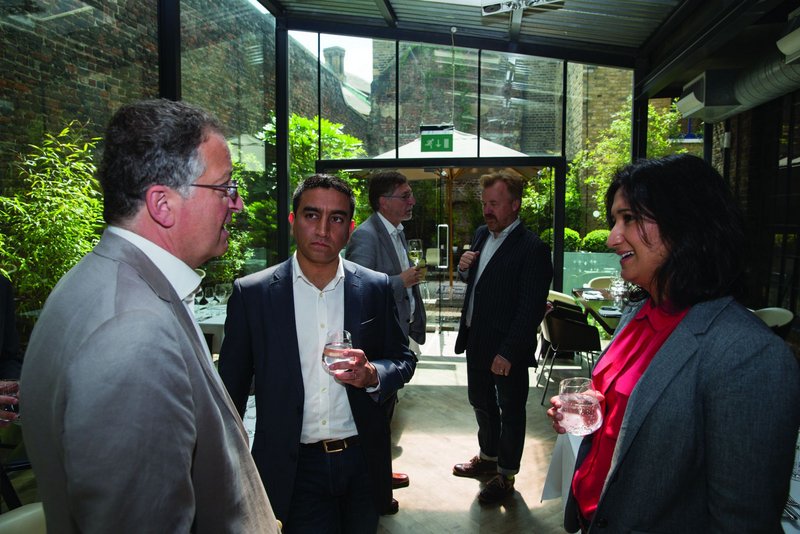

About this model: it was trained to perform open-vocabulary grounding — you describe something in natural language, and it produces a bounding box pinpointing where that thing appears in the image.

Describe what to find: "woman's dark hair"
[605,154,745,309]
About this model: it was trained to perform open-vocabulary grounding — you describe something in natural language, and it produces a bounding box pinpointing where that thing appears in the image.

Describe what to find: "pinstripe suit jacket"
[454,222,553,368]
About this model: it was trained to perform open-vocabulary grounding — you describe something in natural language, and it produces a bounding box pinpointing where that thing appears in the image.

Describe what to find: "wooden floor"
[378,331,585,534]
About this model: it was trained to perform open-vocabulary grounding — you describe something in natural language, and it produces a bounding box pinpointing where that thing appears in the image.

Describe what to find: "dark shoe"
[453,455,498,478]
[392,472,410,489]
[381,498,399,515]
[478,474,515,504]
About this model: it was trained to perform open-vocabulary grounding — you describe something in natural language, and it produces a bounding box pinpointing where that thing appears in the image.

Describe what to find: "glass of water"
[558,377,603,436]
[321,330,352,375]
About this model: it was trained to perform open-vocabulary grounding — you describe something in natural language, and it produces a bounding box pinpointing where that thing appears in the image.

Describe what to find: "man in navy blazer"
[219,175,416,532]
[452,171,553,504]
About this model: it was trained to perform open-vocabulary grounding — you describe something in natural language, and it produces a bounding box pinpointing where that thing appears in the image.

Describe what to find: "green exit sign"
[420,124,454,152]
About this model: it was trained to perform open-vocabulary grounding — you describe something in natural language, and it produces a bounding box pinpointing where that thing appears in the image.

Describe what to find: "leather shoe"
[381,498,399,515]
[392,472,410,489]
[478,474,515,504]
[453,455,497,478]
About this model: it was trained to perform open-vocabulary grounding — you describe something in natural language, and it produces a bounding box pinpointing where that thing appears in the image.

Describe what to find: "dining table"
[571,287,620,335]
[194,303,227,355]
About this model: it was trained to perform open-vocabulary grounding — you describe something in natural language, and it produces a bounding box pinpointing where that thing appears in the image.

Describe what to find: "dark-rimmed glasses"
[190,180,239,201]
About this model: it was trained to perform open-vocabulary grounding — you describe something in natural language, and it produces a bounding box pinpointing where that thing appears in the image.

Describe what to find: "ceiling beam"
[509,7,522,42]
[260,0,285,17]
[373,0,398,27]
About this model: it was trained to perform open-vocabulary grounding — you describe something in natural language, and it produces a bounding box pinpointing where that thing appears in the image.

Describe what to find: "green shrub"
[539,227,580,251]
[581,229,612,252]
[0,122,103,315]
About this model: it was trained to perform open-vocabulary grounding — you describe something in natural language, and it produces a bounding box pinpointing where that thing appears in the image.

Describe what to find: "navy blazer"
[565,296,800,533]
[454,222,553,368]
[218,258,416,521]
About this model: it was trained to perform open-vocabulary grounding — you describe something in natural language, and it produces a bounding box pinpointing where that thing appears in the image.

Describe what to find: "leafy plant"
[581,229,612,252]
[0,122,103,314]
[540,227,581,252]
[567,99,685,224]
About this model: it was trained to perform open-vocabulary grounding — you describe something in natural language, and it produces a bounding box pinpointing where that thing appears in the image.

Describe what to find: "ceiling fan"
[480,0,562,16]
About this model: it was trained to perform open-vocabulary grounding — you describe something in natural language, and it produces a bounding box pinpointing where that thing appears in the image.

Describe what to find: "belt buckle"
[323,439,346,453]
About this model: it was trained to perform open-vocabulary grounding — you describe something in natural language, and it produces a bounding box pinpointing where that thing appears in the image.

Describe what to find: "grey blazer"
[565,296,800,533]
[21,231,278,534]
[346,212,426,344]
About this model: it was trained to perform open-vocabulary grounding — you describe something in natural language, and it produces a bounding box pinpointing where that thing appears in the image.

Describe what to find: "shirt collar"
[107,226,201,302]
[633,299,689,332]
[491,218,520,239]
[291,252,345,292]
[377,212,403,236]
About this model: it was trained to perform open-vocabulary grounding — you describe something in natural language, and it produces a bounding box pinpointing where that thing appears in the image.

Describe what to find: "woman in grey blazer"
[549,154,800,533]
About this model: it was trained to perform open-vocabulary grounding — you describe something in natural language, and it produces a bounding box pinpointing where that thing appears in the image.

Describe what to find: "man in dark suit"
[218,174,416,532]
[345,170,425,495]
[452,171,553,504]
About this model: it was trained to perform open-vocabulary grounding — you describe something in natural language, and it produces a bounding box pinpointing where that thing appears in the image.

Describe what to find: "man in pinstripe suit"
[452,171,553,504]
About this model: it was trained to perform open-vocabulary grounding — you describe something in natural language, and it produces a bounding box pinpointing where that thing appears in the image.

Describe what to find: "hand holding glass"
[0,380,20,424]
[557,377,602,436]
[322,330,353,375]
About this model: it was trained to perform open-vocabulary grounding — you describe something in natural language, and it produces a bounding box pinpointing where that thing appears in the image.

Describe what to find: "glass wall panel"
[563,63,633,289]
[480,51,563,156]
[181,0,276,281]
[0,0,158,190]
[397,43,479,154]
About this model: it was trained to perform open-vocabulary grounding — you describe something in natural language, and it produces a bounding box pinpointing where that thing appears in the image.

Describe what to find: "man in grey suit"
[21,99,279,533]
[345,171,425,496]
[452,171,553,504]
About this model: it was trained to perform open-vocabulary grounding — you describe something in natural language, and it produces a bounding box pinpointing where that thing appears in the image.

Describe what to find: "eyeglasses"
[190,180,239,201]
[382,192,414,202]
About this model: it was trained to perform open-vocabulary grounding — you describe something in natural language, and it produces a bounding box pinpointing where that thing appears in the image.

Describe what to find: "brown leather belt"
[301,435,360,453]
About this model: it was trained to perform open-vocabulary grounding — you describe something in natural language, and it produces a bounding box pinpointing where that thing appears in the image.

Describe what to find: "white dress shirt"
[291,254,358,443]
[465,218,520,327]
[377,212,415,319]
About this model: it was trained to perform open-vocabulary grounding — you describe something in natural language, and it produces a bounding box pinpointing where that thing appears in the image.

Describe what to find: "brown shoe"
[381,498,399,515]
[392,472,410,489]
[453,455,498,478]
[478,474,515,504]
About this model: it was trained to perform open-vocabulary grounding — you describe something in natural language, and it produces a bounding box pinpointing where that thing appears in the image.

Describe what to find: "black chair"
[538,312,602,405]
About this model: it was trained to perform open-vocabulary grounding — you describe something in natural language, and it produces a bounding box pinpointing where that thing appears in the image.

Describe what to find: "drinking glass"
[0,380,20,423]
[557,377,603,436]
[215,283,231,305]
[321,330,353,375]
[203,286,215,305]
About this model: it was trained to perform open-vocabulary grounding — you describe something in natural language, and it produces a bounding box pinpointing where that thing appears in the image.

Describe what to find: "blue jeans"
[285,441,379,534]
[466,365,529,476]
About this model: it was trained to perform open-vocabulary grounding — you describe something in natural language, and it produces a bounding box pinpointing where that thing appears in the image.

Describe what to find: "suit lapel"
[370,214,403,274]
[96,232,246,429]
[269,261,304,398]
[605,298,729,484]
[343,261,362,348]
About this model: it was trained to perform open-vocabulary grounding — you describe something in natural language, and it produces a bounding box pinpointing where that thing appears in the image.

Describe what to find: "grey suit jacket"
[21,231,278,534]
[565,296,800,533]
[346,212,426,344]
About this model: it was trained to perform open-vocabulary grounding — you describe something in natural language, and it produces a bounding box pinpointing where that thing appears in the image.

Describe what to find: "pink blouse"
[572,300,688,520]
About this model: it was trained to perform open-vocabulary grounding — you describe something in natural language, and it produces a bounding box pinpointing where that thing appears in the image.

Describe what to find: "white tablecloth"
[195,305,226,354]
